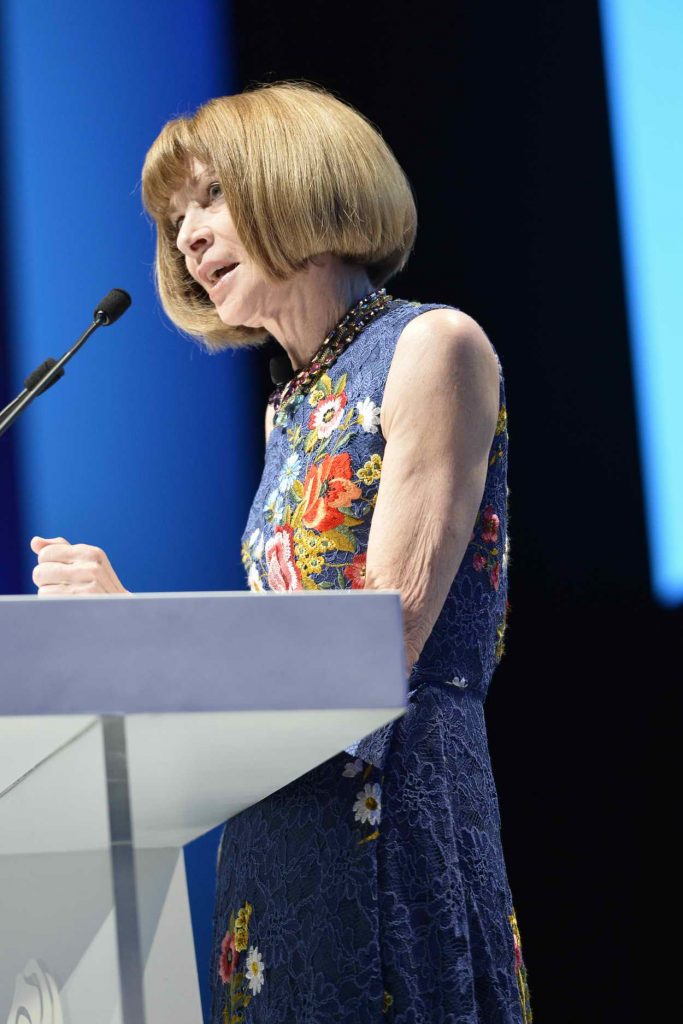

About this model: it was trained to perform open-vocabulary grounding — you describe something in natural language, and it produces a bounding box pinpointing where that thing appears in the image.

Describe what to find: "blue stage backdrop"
[0,2,261,1017]
[0,0,262,597]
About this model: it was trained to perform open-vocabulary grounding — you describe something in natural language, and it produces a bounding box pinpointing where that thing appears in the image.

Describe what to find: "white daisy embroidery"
[249,528,264,560]
[343,758,364,778]
[353,782,381,826]
[248,564,263,592]
[502,533,510,572]
[245,946,265,994]
[356,397,381,433]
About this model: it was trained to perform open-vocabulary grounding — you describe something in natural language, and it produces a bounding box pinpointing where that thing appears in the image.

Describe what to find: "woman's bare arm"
[365,308,501,671]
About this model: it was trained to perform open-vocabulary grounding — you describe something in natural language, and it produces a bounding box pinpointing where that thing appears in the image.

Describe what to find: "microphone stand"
[0,313,105,440]
[0,359,63,422]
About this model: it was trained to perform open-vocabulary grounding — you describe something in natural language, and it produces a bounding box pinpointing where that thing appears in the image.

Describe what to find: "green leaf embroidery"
[324,528,356,553]
[331,430,354,453]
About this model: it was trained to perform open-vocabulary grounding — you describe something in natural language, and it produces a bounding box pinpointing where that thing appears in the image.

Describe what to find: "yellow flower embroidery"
[382,990,394,1013]
[357,453,382,485]
[308,385,327,406]
[234,901,253,953]
[293,527,333,583]
[495,405,507,437]
[509,909,533,1023]
[495,600,510,663]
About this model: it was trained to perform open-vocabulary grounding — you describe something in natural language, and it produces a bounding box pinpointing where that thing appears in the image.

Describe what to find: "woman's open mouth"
[209,263,239,296]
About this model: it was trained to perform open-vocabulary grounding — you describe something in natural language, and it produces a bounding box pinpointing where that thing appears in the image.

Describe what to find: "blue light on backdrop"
[1,0,260,597]
[1,2,257,1016]
[599,0,683,606]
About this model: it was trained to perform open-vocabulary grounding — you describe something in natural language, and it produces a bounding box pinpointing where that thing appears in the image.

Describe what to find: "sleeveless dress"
[209,297,532,1024]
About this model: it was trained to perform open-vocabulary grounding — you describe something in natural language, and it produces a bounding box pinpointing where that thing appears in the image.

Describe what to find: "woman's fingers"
[30,535,69,554]
[36,583,99,597]
[37,542,98,565]
[29,536,129,595]
[32,561,100,587]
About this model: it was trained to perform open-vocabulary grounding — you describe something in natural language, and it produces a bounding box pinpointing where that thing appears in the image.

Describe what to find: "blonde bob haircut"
[141,80,417,350]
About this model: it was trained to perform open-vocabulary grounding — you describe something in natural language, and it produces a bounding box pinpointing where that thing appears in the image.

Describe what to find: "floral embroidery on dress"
[470,503,502,591]
[343,758,382,845]
[219,900,265,1023]
[356,397,381,433]
[353,782,382,826]
[243,370,383,592]
[489,404,507,468]
[343,552,367,588]
[509,909,533,1024]
[495,599,511,663]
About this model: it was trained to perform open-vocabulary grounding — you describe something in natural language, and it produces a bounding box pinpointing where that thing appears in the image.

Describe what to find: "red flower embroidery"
[489,562,500,591]
[344,553,367,589]
[481,505,500,543]
[472,553,487,572]
[219,930,239,983]
[301,453,362,532]
[265,524,302,591]
[512,931,522,972]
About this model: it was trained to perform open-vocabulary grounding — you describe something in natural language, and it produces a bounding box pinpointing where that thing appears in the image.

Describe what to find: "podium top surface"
[0,590,407,716]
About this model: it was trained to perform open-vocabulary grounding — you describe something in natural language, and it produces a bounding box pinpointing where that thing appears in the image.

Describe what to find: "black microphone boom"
[0,288,132,440]
[0,358,64,422]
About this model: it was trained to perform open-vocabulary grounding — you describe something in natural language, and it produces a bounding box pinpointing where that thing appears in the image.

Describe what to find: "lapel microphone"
[269,352,295,386]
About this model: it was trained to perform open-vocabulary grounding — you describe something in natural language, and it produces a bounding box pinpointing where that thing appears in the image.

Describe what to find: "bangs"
[141,117,208,226]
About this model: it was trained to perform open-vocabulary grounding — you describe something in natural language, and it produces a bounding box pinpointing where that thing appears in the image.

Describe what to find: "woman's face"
[168,158,277,329]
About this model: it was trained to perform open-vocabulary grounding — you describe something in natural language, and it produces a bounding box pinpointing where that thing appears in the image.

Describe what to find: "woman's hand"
[30,536,130,596]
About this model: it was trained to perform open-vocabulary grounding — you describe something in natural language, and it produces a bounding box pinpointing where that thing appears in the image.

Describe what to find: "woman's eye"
[174,215,185,233]
[208,181,222,201]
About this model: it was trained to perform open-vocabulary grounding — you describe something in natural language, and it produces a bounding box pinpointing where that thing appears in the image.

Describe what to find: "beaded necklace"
[269,287,393,425]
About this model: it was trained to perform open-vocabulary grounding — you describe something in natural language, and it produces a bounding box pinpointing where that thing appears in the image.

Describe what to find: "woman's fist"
[30,536,130,596]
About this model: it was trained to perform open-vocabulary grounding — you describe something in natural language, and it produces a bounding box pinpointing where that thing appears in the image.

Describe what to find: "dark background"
[231,1,666,1019]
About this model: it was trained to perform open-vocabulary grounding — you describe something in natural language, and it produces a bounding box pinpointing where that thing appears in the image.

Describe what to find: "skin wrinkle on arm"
[363,309,501,673]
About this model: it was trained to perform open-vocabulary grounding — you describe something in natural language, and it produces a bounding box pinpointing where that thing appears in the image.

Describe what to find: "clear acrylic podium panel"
[0,591,407,1023]
[0,708,404,1024]
[1,717,123,1023]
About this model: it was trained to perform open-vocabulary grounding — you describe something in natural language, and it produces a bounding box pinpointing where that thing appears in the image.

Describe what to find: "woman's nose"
[177,208,211,255]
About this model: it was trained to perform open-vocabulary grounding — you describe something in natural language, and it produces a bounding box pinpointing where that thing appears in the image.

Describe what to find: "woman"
[31,81,532,1023]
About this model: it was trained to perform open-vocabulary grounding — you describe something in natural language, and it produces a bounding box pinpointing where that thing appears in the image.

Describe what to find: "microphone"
[0,288,132,440]
[269,353,294,386]
[95,288,132,325]
[0,358,65,422]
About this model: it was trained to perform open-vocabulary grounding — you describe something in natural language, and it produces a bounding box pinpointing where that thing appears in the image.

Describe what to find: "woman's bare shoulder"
[381,307,500,439]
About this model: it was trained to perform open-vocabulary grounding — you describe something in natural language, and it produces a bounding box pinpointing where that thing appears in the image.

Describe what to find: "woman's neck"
[259,257,374,371]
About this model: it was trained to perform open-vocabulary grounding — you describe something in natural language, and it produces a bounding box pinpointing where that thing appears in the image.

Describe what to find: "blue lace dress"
[209,298,532,1024]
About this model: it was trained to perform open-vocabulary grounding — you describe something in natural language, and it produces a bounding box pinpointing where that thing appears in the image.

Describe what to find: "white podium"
[0,591,407,1024]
